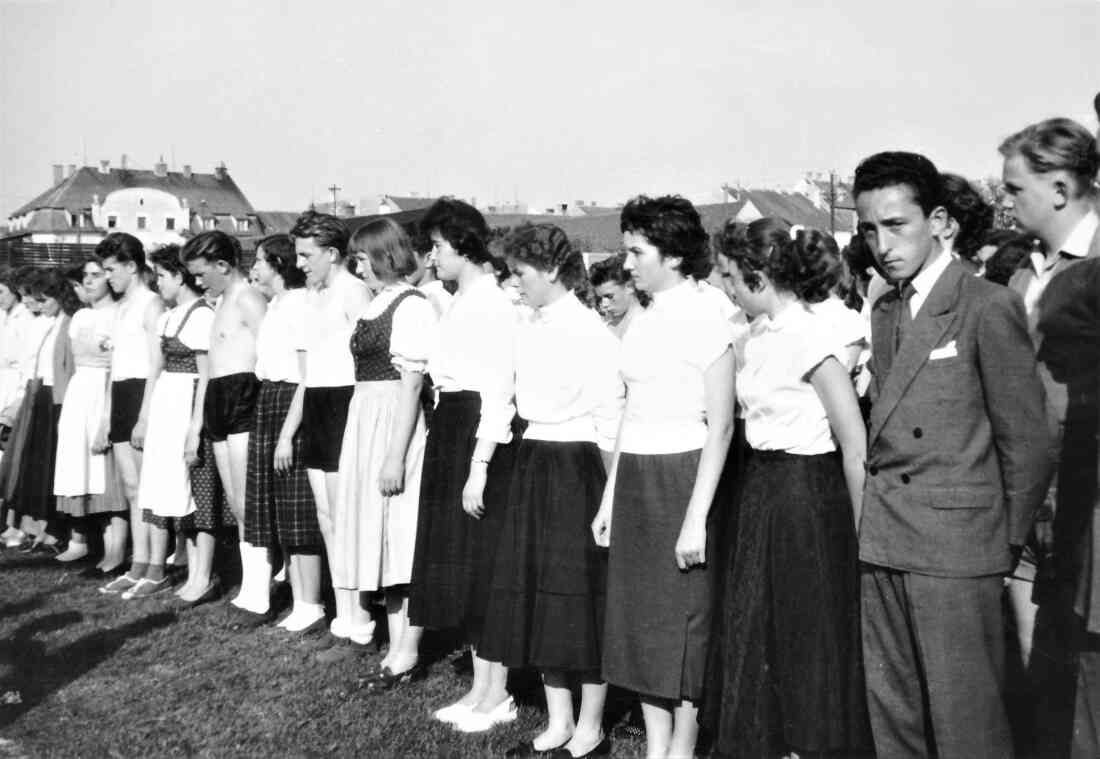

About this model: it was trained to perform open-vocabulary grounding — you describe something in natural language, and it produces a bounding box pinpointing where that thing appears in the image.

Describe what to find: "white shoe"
[432,701,474,724]
[452,696,518,733]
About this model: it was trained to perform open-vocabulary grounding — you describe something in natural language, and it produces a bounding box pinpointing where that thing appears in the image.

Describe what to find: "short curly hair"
[715,217,839,303]
[999,117,1099,198]
[421,197,491,265]
[502,224,587,291]
[289,210,350,258]
[150,244,202,294]
[620,195,711,280]
[853,151,944,216]
[941,173,993,261]
[256,234,305,289]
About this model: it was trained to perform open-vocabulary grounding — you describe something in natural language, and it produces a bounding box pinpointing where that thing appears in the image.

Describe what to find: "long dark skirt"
[12,384,61,522]
[408,391,515,642]
[0,378,39,509]
[705,450,870,758]
[479,439,608,672]
[602,450,713,701]
[244,381,319,551]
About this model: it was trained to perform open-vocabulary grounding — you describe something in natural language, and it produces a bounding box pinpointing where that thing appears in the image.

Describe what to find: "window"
[237,218,250,232]
[204,218,215,230]
[107,215,117,229]
[137,216,147,230]
[166,217,175,231]
[82,213,93,228]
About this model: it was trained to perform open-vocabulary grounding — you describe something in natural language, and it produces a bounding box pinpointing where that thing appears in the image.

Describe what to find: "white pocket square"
[929,340,958,360]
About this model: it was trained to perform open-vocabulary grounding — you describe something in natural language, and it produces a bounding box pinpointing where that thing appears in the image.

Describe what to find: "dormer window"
[107,215,118,229]
[237,218,250,232]
[137,216,147,230]
[204,218,216,231]
[166,218,176,231]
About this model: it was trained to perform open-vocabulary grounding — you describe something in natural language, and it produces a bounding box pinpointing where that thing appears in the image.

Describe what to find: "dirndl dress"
[333,289,428,590]
[55,305,123,516]
[408,390,516,640]
[478,439,607,672]
[138,300,213,522]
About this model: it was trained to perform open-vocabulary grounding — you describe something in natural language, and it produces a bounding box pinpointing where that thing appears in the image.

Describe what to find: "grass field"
[0,547,650,758]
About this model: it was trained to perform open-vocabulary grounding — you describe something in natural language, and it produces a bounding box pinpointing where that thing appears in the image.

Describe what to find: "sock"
[330,616,350,639]
[128,561,149,580]
[346,619,376,646]
[56,542,89,562]
[282,602,325,632]
[232,542,271,613]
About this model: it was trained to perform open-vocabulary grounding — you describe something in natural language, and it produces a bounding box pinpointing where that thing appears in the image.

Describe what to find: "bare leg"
[382,588,422,672]
[113,442,144,567]
[101,514,128,570]
[471,655,510,713]
[177,530,216,602]
[538,671,577,751]
[565,679,609,755]
[175,533,199,597]
[216,435,270,612]
[279,552,325,631]
[56,522,89,562]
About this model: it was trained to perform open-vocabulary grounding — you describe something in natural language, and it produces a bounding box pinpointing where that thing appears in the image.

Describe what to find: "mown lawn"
[0,548,649,758]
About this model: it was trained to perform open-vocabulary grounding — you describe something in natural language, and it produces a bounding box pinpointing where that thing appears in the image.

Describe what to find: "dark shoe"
[548,736,610,759]
[15,538,36,553]
[30,541,61,556]
[611,723,644,740]
[315,637,371,664]
[224,603,275,630]
[183,580,223,609]
[364,662,427,692]
[451,649,472,675]
[505,738,569,757]
[79,565,123,580]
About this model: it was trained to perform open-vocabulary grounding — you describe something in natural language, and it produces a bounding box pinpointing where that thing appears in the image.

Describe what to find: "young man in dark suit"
[1001,115,1100,758]
[854,151,1052,759]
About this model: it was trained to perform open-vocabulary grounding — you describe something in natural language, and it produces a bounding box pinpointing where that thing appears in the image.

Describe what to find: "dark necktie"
[894,282,916,352]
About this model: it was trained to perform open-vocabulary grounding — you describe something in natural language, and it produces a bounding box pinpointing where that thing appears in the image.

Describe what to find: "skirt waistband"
[750,448,839,462]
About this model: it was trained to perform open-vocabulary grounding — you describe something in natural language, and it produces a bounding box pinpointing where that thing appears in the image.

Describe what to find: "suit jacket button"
[913,428,923,438]
[868,465,878,476]
[901,473,911,484]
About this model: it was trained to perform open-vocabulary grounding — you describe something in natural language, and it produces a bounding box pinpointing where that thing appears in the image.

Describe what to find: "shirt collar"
[649,278,694,309]
[532,291,577,322]
[1028,211,1098,275]
[749,299,803,336]
[908,246,952,300]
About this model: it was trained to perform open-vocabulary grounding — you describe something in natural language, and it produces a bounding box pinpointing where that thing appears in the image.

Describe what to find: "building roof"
[255,211,304,236]
[10,165,256,219]
[382,196,438,213]
[577,205,622,216]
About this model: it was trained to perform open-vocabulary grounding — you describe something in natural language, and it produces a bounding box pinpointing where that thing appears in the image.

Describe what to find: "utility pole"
[829,171,837,235]
[328,184,342,213]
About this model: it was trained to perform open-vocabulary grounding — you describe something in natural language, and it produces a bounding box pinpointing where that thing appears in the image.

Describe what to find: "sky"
[2,0,1099,219]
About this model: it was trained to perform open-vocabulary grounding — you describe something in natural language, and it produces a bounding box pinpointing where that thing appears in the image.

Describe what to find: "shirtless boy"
[182,231,269,619]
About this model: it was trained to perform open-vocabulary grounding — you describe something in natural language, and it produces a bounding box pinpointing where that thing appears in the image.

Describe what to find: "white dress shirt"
[429,272,517,444]
[737,301,843,455]
[1023,210,1099,317]
[255,288,309,383]
[907,246,954,319]
[304,267,371,388]
[619,279,732,454]
[516,292,624,451]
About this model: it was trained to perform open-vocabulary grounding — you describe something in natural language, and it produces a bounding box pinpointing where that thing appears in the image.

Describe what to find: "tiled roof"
[255,211,303,236]
[10,166,255,219]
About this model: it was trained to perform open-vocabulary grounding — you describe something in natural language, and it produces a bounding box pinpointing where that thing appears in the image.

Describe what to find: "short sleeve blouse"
[69,304,116,369]
[255,288,309,383]
[619,279,732,454]
[736,301,842,455]
[161,301,214,352]
[355,284,436,374]
[808,296,869,371]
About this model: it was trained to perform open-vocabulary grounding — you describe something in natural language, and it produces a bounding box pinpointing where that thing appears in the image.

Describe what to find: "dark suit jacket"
[860,258,1052,577]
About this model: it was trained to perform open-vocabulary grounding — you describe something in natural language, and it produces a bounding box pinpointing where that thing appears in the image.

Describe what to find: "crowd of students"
[1,108,1099,759]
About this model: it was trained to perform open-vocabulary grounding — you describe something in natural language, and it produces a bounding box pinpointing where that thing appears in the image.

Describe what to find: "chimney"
[120,153,128,170]
[53,164,64,185]
[66,164,76,178]
[99,159,110,175]
[92,193,100,207]
[182,164,192,179]
[154,155,168,177]
[214,161,227,180]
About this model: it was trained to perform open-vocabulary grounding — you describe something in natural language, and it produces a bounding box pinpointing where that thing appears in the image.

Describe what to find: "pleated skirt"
[244,381,318,550]
[11,383,61,521]
[408,391,514,641]
[704,450,870,758]
[55,366,124,516]
[478,439,608,672]
[332,381,426,590]
[602,450,712,701]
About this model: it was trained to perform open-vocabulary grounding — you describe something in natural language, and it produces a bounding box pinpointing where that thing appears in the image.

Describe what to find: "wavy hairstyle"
[28,267,82,316]
[620,195,711,280]
[941,173,994,261]
[715,217,840,303]
[421,197,491,265]
[853,151,944,216]
[180,230,242,267]
[502,224,588,292]
[289,210,350,258]
[151,244,202,294]
[96,232,148,273]
[256,234,305,289]
[999,117,1099,197]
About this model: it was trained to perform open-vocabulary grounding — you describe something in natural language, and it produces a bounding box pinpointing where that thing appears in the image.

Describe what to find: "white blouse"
[736,301,844,455]
[808,296,868,372]
[255,288,309,383]
[619,279,732,454]
[304,267,371,388]
[516,292,624,451]
[34,315,63,386]
[429,272,517,444]
[158,302,214,355]
[356,283,437,375]
[111,286,160,381]
[418,279,453,320]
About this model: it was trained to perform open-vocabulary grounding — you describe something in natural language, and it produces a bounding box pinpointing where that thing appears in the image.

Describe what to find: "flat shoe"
[432,701,474,724]
[99,574,140,594]
[182,580,222,609]
[314,637,371,664]
[452,696,518,733]
[548,736,611,759]
[122,577,170,600]
[224,604,275,630]
[505,738,569,757]
[364,663,427,692]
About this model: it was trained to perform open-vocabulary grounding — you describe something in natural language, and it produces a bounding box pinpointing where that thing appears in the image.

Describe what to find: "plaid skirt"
[244,381,319,550]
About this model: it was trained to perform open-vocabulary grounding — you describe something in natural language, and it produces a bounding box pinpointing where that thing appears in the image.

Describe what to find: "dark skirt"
[408,391,515,641]
[244,381,319,550]
[602,450,712,701]
[478,439,608,672]
[704,450,870,758]
[12,384,61,522]
[183,432,234,533]
[0,379,39,507]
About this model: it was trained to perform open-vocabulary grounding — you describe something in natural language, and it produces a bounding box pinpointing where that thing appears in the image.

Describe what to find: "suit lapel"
[869,261,964,446]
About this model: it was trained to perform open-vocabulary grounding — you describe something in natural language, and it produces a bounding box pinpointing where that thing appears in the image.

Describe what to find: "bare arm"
[380,369,425,496]
[130,298,165,450]
[185,352,210,467]
[273,350,308,474]
[591,409,626,548]
[240,287,268,339]
[809,356,866,528]
[675,347,735,570]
